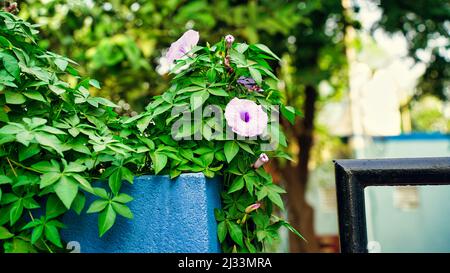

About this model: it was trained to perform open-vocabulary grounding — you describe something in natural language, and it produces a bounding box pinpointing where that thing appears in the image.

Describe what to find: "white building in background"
[319,32,426,138]
[308,1,450,252]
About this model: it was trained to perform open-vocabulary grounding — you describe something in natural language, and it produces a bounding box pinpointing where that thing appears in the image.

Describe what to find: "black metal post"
[334,157,450,253]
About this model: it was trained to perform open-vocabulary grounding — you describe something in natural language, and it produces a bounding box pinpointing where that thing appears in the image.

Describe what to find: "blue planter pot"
[61,173,222,253]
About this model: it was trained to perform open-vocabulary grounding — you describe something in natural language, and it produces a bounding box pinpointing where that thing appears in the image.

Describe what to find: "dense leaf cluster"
[0,11,149,252]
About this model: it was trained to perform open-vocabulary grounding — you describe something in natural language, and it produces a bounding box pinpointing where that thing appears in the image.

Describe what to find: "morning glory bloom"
[245,203,261,214]
[166,30,199,64]
[253,153,269,169]
[224,98,268,137]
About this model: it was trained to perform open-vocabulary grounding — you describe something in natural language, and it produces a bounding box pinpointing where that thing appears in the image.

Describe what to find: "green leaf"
[176,86,204,95]
[21,220,41,230]
[190,90,209,111]
[5,91,26,104]
[227,221,244,247]
[237,142,255,155]
[0,226,14,240]
[244,174,256,194]
[111,202,133,219]
[31,225,44,244]
[228,176,245,194]
[93,187,109,199]
[281,105,296,125]
[108,168,122,196]
[217,221,227,243]
[3,238,36,253]
[249,67,262,85]
[34,133,64,155]
[153,152,168,174]
[152,104,172,117]
[65,162,86,173]
[208,88,229,97]
[112,193,133,204]
[0,175,12,185]
[224,141,239,163]
[86,199,109,214]
[44,224,63,247]
[137,115,153,133]
[54,58,68,71]
[32,161,59,172]
[45,195,67,219]
[1,52,20,79]
[19,144,41,161]
[71,174,93,193]
[54,176,78,209]
[121,167,134,184]
[10,199,23,225]
[245,238,257,253]
[23,197,40,209]
[23,91,46,102]
[40,172,61,188]
[235,43,249,53]
[280,221,306,242]
[49,85,65,95]
[253,44,281,60]
[0,36,12,48]
[89,79,101,89]
[71,193,86,215]
[98,204,116,237]
[268,192,285,210]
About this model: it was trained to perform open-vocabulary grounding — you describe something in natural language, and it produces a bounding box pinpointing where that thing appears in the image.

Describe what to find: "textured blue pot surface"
[61,173,222,253]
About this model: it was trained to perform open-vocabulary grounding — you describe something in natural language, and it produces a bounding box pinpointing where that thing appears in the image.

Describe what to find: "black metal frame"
[334,157,450,253]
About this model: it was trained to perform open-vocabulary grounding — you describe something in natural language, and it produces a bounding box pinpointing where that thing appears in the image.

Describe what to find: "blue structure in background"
[61,173,222,253]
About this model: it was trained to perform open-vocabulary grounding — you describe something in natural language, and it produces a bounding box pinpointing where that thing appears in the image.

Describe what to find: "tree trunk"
[284,85,320,252]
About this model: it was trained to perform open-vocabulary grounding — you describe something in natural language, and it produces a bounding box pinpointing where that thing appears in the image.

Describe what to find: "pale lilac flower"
[224,98,268,137]
[237,76,263,92]
[166,30,199,64]
[225,34,235,47]
[252,153,269,169]
[245,203,261,214]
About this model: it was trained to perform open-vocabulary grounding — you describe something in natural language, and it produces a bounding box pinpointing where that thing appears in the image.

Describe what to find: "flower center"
[240,111,250,123]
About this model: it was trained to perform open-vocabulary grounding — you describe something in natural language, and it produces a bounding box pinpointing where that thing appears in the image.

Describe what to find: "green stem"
[42,240,54,254]
[8,158,44,174]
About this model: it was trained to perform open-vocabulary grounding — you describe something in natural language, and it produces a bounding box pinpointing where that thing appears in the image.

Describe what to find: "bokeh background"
[10,0,450,252]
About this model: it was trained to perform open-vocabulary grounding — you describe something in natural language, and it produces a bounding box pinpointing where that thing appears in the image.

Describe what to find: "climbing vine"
[0,11,302,253]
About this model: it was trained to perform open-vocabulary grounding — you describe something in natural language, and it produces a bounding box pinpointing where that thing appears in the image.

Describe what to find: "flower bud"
[225,34,235,47]
[252,153,269,169]
[245,203,261,214]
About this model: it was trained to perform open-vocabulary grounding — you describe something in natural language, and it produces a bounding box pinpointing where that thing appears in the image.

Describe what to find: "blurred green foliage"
[377,0,450,100]
[17,0,348,113]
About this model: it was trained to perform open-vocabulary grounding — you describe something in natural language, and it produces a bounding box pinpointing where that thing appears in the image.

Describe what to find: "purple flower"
[224,98,268,137]
[237,76,263,92]
[252,153,269,169]
[166,30,199,64]
[245,203,261,214]
[225,34,235,47]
